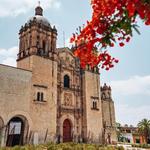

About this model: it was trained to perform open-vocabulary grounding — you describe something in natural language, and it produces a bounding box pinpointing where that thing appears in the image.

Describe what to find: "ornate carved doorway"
[63,119,72,142]
[6,117,24,146]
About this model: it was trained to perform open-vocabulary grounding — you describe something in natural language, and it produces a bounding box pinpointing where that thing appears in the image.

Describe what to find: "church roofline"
[57,47,70,50]
[57,47,76,58]
[101,83,111,91]
[0,64,32,72]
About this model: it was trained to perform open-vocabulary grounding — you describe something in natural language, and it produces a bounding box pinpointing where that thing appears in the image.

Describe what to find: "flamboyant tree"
[70,0,150,70]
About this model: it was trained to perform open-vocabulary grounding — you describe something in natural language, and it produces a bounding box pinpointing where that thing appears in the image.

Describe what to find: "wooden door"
[63,119,72,142]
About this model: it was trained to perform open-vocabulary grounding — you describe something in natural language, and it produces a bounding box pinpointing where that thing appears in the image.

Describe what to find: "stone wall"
[102,99,117,143]
[0,54,58,145]
[18,55,58,143]
[0,64,32,125]
[82,71,103,143]
[0,64,32,146]
[56,48,82,142]
[0,53,117,145]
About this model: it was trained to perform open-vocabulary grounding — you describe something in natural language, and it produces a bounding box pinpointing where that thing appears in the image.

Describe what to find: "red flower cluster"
[70,0,150,70]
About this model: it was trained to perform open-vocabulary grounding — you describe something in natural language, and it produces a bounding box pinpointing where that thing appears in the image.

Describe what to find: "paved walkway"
[117,144,148,150]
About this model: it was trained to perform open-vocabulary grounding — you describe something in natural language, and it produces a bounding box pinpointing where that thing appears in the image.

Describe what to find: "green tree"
[137,119,150,144]
[116,122,123,142]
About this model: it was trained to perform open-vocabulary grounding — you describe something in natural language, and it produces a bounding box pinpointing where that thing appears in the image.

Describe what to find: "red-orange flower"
[70,0,150,71]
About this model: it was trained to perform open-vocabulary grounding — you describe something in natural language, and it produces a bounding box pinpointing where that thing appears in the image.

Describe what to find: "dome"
[26,5,51,28]
[27,15,51,27]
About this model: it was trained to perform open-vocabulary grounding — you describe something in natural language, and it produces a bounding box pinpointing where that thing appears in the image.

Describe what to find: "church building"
[0,5,117,146]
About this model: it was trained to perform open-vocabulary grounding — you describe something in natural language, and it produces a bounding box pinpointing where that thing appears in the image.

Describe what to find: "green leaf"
[132,24,141,35]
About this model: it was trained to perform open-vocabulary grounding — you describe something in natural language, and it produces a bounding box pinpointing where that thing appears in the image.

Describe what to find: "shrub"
[132,143,150,149]
[116,146,124,150]
[0,143,125,150]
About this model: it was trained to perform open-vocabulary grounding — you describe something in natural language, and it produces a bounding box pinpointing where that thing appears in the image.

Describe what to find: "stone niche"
[64,93,73,107]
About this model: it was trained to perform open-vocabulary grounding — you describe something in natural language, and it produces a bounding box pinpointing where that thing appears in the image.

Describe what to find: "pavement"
[117,144,148,150]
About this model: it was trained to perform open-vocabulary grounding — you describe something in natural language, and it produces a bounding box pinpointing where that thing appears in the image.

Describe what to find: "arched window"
[64,75,70,88]
[102,93,106,99]
[6,116,29,146]
[108,92,111,99]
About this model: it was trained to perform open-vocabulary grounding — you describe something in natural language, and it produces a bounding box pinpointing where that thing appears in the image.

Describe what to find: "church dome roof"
[27,4,51,28]
[27,15,51,27]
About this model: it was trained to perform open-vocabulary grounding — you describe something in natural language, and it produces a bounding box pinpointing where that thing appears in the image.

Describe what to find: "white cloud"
[110,75,150,96]
[0,46,18,67]
[116,104,150,126]
[0,0,61,17]
[0,46,18,58]
[2,57,16,67]
[66,38,72,48]
[109,76,150,126]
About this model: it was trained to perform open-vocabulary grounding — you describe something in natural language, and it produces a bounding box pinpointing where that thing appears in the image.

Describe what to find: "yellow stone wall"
[0,64,32,125]
[18,55,58,143]
[82,71,103,143]
[0,54,117,145]
[102,99,117,143]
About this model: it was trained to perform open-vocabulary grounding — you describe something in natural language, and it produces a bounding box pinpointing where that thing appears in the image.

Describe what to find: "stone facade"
[0,5,117,146]
[101,84,117,144]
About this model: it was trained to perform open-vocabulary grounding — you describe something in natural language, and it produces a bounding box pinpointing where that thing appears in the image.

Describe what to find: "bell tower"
[17,4,57,64]
[16,4,58,140]
[101,83,117,144]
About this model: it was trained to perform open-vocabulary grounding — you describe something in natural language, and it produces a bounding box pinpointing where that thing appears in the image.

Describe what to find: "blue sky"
[0,0,150,126]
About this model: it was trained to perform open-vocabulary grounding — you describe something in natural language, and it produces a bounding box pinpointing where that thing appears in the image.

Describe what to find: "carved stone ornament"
[64,93,72,106]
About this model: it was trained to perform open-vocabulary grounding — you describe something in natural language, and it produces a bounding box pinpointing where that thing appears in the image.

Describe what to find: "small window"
[102,93,106,99]
[36,92,44,101]
[93,101,95,109]
[92,100,98,110]
[37,92,40,101]
[107,92,110,98]
[92,101,97,109]
[95,101,97,108]
[43,40,46,52]
[41,92,44,101]
[64,75,70,88]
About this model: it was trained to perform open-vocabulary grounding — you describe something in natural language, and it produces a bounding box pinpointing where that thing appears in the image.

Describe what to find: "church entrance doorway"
[63,119,72,142]
[6,116,27,146]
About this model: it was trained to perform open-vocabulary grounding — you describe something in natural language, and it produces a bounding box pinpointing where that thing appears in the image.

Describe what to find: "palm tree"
[137,119,150,143]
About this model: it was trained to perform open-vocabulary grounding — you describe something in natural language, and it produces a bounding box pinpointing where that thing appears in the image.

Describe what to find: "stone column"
[33,132,39,145]
[0,126,7,147]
